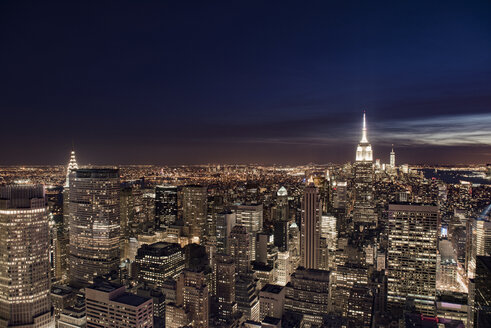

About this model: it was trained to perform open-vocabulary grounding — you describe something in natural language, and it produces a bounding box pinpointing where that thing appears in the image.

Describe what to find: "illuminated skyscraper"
[155,185,178,228]
[353,112,376,229]
[235,204,263,260]
[59,149,79,282]
[216,211,236,254]
[230,225,251,275]
[468,204,491,279]
[387,203,439,316]
[273,187,289,252]
[468,256,491,327]
[182,185,207,241]
[300,185,321,269]
[68,168,121,288]
[177,269,209,328]
[284,267,331,326]
[215,254,237,322]
[0,185,53,327]
[390,144,396,169]
[135,242,185,285]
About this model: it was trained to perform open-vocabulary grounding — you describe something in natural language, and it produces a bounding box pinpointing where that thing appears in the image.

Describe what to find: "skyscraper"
[155,185,178,228]
[468,256,491,327]
[468,204,491,279]
[353,112,376,229]
[182,185,207,241]
[235,204,263,260]
[230,225,251,275]
[177,269,209,328]
[216,211,236,254]
[68,168,121,288]
[284,268,331,326]
[387,203,439,316]
[135,242,185,285]
[300,185,321,269]
[0,185,53,327]
[390,144,396,169]
[215,254,237,323]
[59,149,79,281]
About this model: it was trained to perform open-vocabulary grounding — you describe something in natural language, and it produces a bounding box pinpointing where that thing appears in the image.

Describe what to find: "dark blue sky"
[1,0,490,165]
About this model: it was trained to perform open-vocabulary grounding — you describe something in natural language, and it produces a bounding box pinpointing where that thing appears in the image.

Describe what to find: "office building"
[300,185,321,269]
[0,185,53,327]
[390,145,396,169]
[387,203,439,316]
[85,280,153,328]
[215,254,237,322]
[182,185,207,241]
[177,269,209,328]
[236,204,263,260]
[135,242,185,285]
[68,168,121,288]
[468,204,491,279]
[216,211,237,254]
[230,225,252,275]
[284,267,331,326]
[469,256,491,327]
[259,284,285,320]
[353,112,376,228]
[155,185,178,228]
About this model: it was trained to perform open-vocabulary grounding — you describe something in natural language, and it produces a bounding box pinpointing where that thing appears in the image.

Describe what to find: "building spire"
[360,110,368,143]
[64,148,79,188]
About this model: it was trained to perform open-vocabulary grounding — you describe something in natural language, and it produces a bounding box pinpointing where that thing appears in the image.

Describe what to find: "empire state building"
[353,112,376,229]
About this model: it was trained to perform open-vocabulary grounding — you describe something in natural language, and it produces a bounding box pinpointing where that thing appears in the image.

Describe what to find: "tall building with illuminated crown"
[390,145,395,169]
[353,112,377,229]
[64,149,79,188]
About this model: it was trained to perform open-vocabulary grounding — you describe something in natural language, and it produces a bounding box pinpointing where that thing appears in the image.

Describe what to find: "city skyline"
[1,1,490,165]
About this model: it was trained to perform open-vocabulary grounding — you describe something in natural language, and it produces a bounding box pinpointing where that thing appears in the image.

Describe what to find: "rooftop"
[113,292,151,307]
[261,284,284,294]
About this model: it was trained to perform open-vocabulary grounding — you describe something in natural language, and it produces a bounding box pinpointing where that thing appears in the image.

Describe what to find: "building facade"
[0,185,53,327]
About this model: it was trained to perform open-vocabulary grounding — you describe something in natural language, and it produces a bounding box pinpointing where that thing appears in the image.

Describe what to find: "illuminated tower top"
[356,111,373,162]
[64,149,79,187]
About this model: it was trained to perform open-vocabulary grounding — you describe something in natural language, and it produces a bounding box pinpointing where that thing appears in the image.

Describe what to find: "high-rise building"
[216,211,237,254]
[0,185,53,327]
[182,185,207,241]
[235,274,260,322]
[155,185,178,228]
[68,168,121,288]
[468,256,491,327]
[390,144,396,169]
[468,204,491,279]
[135,242,185,286]
[236,204,263,260]
[176,269,209,328]
[353,112,376,228]
[215,254,237,322]
[273,187,289,253]
[284,267,331,326]
[59,149,79,282]
[300,185,321,269]
[259,284,285,320]
[387,203,439,316]
[85,280,153,328]
[230,225,251,275]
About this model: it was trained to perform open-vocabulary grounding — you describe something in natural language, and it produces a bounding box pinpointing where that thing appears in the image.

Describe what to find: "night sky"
[1,1,490,165]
